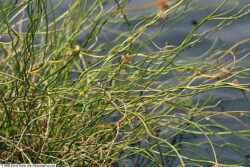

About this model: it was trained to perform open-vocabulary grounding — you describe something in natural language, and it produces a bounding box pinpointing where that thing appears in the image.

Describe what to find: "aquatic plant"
[1,0,250,166]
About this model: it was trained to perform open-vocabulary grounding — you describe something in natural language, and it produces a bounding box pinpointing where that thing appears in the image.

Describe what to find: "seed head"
[156,0,170,11]
[75,45,81,52]
[232,79,239,85]
[122,53,132,64]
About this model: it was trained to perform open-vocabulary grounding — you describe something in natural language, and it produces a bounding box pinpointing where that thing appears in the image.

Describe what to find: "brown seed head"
[156,0,170,11]
[122,53,132,64]
[232,79,239,85]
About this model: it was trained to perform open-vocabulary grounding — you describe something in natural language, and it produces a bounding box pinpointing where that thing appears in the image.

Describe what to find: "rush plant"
[0,0,250,166]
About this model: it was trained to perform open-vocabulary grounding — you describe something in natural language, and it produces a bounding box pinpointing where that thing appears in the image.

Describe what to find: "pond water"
[126,0,250,109]
[107,1,250,166]
[142,1,250,166]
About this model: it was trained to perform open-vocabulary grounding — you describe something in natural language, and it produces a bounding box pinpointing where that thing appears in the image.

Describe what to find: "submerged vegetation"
[1,0,250,166]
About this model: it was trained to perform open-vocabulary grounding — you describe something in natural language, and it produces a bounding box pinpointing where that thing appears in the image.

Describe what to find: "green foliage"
[0,0,250,166]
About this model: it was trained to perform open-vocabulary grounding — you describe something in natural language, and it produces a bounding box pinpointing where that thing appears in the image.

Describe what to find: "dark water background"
[105,1,250,166]
[125,0,250,110]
